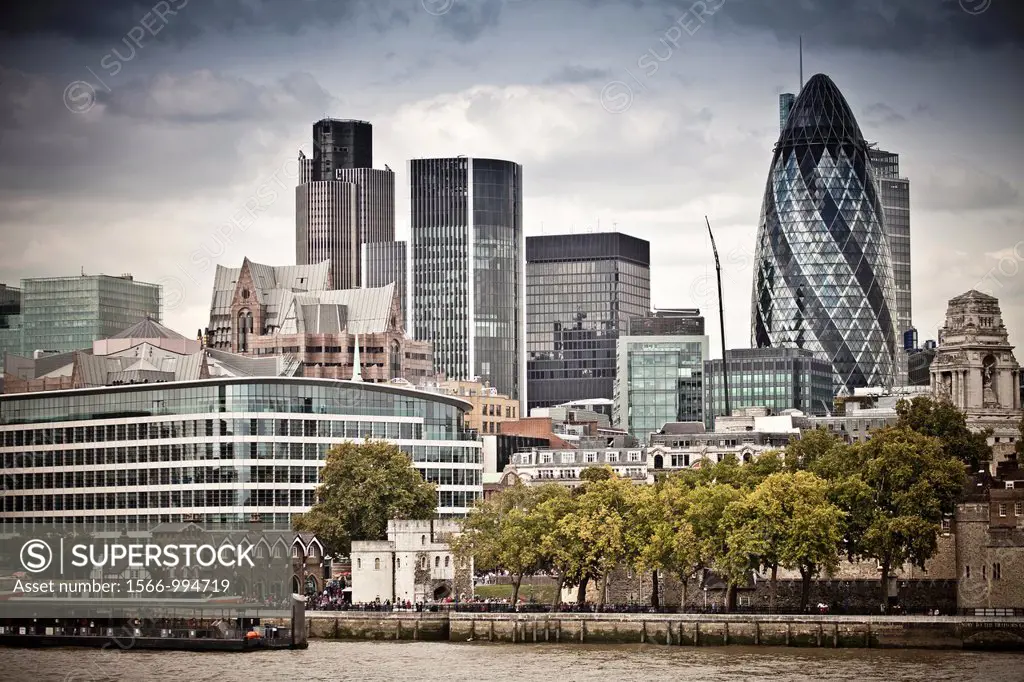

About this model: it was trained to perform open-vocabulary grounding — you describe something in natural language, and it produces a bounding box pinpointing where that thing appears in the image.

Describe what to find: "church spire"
[351,333,363,382]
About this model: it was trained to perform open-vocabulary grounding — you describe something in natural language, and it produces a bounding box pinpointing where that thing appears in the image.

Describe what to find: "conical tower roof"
[778,73,866,149]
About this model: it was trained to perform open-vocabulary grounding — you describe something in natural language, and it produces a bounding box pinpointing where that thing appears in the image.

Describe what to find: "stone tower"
[930,290,1022,465]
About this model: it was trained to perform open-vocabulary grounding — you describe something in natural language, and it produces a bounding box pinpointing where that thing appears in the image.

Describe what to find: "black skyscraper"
[526,232,650,412]
[312,119,373,180]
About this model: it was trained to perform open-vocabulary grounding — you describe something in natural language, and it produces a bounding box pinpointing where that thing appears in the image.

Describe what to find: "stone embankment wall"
[266,612,1024,651]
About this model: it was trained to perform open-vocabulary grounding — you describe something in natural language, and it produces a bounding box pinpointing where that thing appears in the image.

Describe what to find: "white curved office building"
[0,377,482,527]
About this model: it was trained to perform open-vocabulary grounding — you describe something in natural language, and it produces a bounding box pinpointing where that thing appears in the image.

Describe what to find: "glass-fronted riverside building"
[0,377,482,527]
[410,157,524,405]
[752,74,897,392]
[703,348,834,429]
[525,232,650,412]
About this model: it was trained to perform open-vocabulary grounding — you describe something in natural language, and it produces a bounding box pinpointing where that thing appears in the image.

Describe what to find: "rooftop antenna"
[799,35,804,90]
[706,216,731,420]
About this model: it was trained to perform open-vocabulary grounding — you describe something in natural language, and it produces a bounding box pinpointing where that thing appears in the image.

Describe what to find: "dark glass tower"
[525,232,650,412]
[312,119,373,181]
[752,74,897,392]
[410,157,524,403]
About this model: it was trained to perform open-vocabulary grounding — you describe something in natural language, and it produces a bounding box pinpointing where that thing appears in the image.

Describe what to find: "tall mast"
[799,35,804,90]
[706,216,731,421]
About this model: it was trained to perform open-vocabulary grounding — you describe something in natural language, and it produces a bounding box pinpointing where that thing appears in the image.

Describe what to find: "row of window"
[2,442,482,468]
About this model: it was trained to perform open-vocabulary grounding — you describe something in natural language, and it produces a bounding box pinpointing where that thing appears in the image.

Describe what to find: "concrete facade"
[930,290,1022,467]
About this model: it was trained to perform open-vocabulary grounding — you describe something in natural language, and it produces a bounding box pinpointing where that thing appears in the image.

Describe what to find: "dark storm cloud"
[860,102,907,128]
[543,65,614,85]
[593,0,1023,52]
[0,0,404,45]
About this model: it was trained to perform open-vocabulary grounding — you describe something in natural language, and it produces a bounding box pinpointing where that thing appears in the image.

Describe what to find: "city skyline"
[0,0,1021,362]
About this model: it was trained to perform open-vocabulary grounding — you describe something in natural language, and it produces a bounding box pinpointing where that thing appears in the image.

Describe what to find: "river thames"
[1,642,1023,681]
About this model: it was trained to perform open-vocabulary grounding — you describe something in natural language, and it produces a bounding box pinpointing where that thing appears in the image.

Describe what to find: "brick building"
[207,257,433,384]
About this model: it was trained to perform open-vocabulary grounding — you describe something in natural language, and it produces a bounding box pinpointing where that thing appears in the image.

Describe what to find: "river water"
[1,641,1022,681]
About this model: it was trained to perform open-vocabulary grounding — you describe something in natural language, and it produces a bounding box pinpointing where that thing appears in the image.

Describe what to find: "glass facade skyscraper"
[410,157,524,403]
[779,93,795,131]
[362,240,408,331]
[869,148,912,385]
[19,275,161,355]
[525,232,650,412]
[613,334,708,444]
[703,347,834,429]
[752,74,897,392]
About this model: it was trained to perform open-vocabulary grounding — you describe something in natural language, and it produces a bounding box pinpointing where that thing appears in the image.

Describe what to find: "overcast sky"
[1,0,1021,356]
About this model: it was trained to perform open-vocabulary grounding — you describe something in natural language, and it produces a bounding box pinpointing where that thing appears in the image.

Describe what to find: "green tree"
[580,465,614,484]
[534,485,580,606]
[452,483,553,604]
[684,481,745,611]
[822,427,966,612]
[785,427,845,472]
[292,440,436,558]
[726,471,845,611]
[896,396,991,469]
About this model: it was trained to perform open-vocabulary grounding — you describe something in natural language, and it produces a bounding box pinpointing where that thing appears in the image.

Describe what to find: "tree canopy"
[293,440,436,558]
[896,396,991,469]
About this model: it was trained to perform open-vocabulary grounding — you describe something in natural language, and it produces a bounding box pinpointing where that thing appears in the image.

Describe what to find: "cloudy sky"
[1,0,1022,356]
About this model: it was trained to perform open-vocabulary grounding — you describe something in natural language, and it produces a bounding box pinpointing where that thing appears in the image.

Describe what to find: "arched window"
[421,535,426,546]
[357,558,362,569]
[374,558,381,570]
[236,309,253,352]
[434,556,440,568]
[396,558,401,569]
[390,340,402,376]
[444,556,450,568]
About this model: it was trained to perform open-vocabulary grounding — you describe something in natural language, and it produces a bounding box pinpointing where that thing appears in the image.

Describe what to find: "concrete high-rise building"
[312,118,372,180]
[779,92,795,130]
[410,157,524,404]
[17,274,161,356]
[752,74,897,392]
[362,241,407,331]
[869,147,912,385]
[298,122,396,290]
[296,180,359,289]
[525,232,650,412]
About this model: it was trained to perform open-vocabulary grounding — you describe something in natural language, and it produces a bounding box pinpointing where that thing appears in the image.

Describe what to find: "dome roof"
[778,73,866,149]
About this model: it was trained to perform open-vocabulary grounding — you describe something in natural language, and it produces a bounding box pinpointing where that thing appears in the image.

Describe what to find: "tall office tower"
[296,180,358,289]
[525,232,650,412]
[410,157,524,403]
[363,241,408,331]
[19,274,161,355]
[336,167,396,284]
[312,119,372,180]
[752,74,897,393]
[869,148,912,386]
[625,308,704,336]
[779,93,795,130]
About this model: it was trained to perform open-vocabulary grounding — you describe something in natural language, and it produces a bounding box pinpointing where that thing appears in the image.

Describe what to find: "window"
[965,565,971,579]
[999,503,1008,517]
[606,452,618,463]
[374,558,380,570]
[396,558,401,569]
[444,556,450,568]
[421,535,426,546]
[584,451,597,463]
[434,556,440,568]
[1016,502,1023,517]
[941,519,951,532]
[993,563,1002,580]
[357,558,362,569]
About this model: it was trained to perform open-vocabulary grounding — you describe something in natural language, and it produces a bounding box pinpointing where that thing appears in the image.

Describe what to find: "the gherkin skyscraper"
[752,74,896,392]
